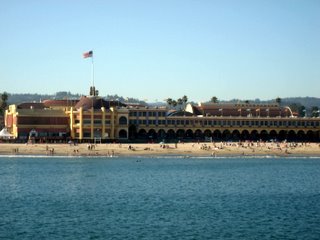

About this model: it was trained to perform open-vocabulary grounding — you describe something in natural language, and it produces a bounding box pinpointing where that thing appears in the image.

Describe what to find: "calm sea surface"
[1,156,320,240]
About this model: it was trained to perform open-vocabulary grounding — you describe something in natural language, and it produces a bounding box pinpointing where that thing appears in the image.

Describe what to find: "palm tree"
[172,100,177,109]
[299,106,306,117]
[177,98,183,110]
[182,95,188,115]
[211,96,218,103]
[275,97,281,106]
[166,98,173,109]
[311,106,319,117]
[0,92,8,114]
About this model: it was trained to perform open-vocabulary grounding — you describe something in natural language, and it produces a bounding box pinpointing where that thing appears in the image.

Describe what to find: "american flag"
[83,50,93,58]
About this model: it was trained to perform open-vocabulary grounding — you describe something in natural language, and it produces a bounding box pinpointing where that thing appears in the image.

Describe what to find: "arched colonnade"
[125,126,320,142]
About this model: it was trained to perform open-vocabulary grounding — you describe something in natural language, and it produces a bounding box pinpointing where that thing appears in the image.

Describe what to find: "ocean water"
[1,156,320,240]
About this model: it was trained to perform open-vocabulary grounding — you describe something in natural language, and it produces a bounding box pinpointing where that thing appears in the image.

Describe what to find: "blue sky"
[1,0,319,102]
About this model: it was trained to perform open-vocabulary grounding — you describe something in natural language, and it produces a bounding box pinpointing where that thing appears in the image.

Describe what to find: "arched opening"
[29,129,38,138]
[287,130,297,141]
[129,125,137,139]
[250,130,259,141]
[119,129,127,139]
[185,129,194,139]
[213,130,222,141]
[316,131,320,142]
[232,130,241,141]
[194,129,203,139]
[138,129,147,139]
[241,130,250,140]
[176,129,185,139]
[297,130,306,141]
[148,129,157,140]
[270,130,277,141]
[119,116,128,125]
[158,129,166,140]
[260,130,269,141]
[278,130,287,141]
[167,129,176,139]
[306,130,316,142]
[222,129,231,141]
[204,129,212,137]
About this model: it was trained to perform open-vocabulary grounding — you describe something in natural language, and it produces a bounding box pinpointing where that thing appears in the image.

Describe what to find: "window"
[83,132,91,138]
[119,116,128,125]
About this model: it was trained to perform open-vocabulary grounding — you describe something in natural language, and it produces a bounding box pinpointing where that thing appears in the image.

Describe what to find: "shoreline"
[1,142,320,158]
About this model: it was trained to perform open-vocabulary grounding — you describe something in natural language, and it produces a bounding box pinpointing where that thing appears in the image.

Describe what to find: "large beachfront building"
[4,89,320,142]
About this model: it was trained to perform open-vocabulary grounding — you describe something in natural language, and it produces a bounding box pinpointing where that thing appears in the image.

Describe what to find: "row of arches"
[128,126,320,142]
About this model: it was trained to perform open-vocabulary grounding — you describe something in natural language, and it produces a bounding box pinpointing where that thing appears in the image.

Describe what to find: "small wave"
[0,154,319,160]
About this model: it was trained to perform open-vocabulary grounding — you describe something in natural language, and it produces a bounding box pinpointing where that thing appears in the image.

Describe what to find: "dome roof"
[42,99,78,107]
[75,96,126,110]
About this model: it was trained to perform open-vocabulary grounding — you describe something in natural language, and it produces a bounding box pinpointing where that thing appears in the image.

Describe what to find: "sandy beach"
[1,141,320,157]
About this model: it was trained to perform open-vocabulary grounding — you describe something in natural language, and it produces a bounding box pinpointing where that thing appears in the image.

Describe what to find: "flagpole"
[83,50,95,96]
[91,53,95,90]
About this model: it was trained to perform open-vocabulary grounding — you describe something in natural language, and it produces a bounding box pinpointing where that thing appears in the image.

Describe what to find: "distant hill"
[7,92,81,104]
[7,92,147,106]
[281,97,320,108]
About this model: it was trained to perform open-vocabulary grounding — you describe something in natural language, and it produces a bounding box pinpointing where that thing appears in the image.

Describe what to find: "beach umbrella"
[0,128,14,139]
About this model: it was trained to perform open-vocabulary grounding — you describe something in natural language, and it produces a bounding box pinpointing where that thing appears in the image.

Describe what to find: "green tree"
[311,106,319,117]
[275,97,281,106]
[177,98,183,110]
[166,98,173,109]
[288,103,301,113]
[182,95,188,103]
[182,95,188,115]
[211,96,218,103]
[299,105,306,117]
[0,92,8,115]
[172,100,177,109]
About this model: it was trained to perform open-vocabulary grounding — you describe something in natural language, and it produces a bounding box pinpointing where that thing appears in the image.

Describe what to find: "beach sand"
[1,142,320,157]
